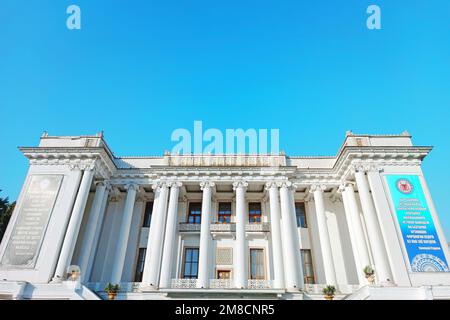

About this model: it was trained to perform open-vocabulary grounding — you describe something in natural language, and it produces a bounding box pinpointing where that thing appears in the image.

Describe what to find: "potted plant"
[322,285,336,300]
[363,265,375,285]
[105,283,120,300]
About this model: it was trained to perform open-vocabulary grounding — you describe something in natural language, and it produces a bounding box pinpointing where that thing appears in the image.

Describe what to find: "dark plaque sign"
[0,175,63,268]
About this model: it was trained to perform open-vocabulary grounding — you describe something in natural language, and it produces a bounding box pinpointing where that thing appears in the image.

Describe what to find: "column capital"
[125,183,139,192]
[200,180,215,190]
[108,187,122,202]
[309,184,327,193]
[279,181,295,190]
[264,181,278,190]
[152,181,169,190]
[167,181,183,188]
[232,180,248,191]
[338,181,355,192]
[94,180,109,188]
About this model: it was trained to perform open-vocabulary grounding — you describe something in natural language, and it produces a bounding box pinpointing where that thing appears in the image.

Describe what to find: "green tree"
[0,190,15,242]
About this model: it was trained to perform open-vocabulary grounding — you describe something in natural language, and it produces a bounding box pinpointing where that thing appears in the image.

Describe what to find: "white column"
[140,186,160,287]
[110,183,139,284]
[340,184,365,285]
[85,185,110,282]
[311,184,337,285]
[53,168,95,281]
[142,182,169,288]
[354,167,392,283]
[197,181,214,288]
[78,181,108,282]
[367,169,404,284]
[266,182,285,289]
[159,182,182,288]
[233,180,248,289]
[344,183,371,273]
[279,182,303,289]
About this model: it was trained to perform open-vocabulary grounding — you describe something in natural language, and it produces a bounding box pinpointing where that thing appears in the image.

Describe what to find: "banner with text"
[386,174,449,272]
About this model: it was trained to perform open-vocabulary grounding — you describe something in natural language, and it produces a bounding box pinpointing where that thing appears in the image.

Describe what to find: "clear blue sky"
[1,1,449,238]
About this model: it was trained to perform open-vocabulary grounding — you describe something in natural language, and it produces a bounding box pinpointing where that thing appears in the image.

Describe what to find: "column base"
[140,283,159,291]
[50,276,63,284]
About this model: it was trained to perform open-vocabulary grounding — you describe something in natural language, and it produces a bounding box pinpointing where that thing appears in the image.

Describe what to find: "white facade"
[1,131,450,300]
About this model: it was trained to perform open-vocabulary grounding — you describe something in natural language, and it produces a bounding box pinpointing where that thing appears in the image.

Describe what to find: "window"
[249,248,265,280]
[249,203,262,223]
[295,202,307,228]
[134,248,147,282]
[183,248,199,279]
[142,202,153,227]
[187,203,202,224]
[217,270,231,280]
[218,202,232,224]
[301,249,316,284]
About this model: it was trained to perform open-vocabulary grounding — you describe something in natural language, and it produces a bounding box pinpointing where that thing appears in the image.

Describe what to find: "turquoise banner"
[386,175,448,272]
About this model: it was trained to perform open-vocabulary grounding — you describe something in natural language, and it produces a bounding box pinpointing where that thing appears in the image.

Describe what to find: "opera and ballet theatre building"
[1,131,450,300]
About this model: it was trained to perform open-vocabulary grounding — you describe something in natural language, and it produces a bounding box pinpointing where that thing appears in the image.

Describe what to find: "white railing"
[247,280,272,289]
[171,279,198,289]
[303,284,362,295]
[210,279,233,289]
[178,223,201,232]
[245,223,270,232]
[210,223,236,232]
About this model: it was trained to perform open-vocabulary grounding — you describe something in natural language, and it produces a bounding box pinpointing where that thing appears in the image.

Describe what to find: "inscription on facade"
[0,175,63,268]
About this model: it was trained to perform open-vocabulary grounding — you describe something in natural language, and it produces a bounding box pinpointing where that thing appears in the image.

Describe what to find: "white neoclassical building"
[1,131,450,300]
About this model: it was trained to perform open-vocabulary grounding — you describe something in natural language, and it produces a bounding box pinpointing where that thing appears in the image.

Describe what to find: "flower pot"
[324,294,334,301]
[107,292,117,300]
[366,274,375,285]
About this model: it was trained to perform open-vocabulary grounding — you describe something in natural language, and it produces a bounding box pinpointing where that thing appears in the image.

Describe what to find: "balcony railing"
[210,279,233,289]
[171,279,198,289]
[245,223,270,232]
[178,223,201,232]
[170,279,274,290]
[210,222,236,232]
[247,279,273,289]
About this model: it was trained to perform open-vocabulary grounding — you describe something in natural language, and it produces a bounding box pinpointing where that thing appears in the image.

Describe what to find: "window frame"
[301,249,316,284]
[216,269,232,280]
[295,202,308,228]
[142,201,153,228]
[182,247,200,279]
[187,202,202,224]
[134,248,147,282]
[249,248,266,280]
[248,202,262,224]
[217,202,232,224]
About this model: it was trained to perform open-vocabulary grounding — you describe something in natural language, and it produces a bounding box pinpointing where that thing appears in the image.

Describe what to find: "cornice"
[19,146,116,179]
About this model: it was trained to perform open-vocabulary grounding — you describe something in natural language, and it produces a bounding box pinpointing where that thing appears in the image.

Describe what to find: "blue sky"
[0,1,449,238]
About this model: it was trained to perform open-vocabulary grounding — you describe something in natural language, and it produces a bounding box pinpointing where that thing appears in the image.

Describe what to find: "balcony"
[245,223,270,232]
[178,223,201,232]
